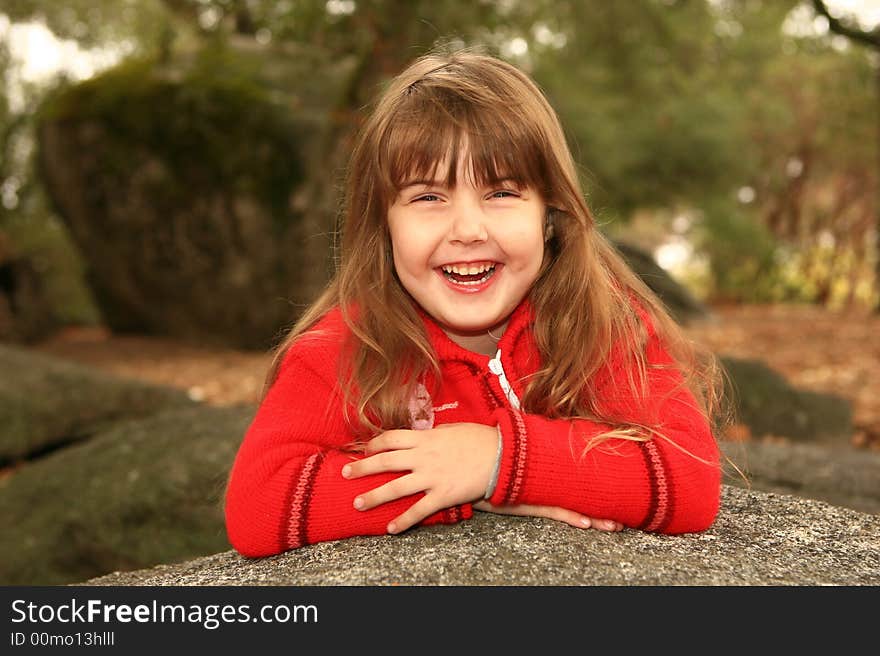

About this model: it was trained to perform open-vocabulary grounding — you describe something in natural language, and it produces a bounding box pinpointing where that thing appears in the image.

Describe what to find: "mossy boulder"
[0,345,196,465]
[721,355,853,443]
[0,243,58,344]
[0,404,253,585]
[36,48,322,349]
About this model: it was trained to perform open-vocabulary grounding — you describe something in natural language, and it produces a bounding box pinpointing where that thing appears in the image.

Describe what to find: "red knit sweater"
[225,300,721,557]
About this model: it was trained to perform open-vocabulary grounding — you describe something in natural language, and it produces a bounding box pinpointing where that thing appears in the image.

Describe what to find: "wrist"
[483,425,503,500]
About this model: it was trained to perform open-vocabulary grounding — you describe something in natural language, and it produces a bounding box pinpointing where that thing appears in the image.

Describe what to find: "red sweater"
[225,300,721,557]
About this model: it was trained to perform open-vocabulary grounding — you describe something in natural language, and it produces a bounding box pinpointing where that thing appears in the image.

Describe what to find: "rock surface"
[0,404,253,586]
[37,55,314,349]
[721,356,853,443]
[0,344,195,464]
[613,239,710,324]
[83,486,879,586]
[722,440,880,515]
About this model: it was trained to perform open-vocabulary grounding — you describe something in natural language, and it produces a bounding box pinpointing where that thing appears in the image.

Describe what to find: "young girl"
[224,48,723,558]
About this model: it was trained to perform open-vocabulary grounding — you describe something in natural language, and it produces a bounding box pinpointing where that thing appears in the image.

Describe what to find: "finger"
[364,430,418,455]
[473,501,623,532]
[342,450,410,479]
[476,502,580,525]
[526,505,593,529]
[387,495,442,535]
[353,474,423,511]
[547,511,622,532]
[592,518,624,532]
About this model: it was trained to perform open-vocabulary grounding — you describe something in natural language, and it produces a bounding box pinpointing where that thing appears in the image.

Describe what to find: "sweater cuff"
[488,408,528,506]
[421,503,474,526]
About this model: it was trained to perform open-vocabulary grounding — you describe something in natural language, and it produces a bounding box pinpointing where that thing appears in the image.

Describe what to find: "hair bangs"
[378,87,550,202]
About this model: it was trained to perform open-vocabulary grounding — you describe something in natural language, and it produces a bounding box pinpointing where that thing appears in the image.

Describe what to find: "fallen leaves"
[686,303,880,451]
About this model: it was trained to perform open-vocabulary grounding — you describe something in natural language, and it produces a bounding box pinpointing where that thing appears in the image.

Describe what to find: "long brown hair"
[265,46,725,449]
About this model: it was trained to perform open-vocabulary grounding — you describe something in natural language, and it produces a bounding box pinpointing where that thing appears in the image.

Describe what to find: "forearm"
[225,343,473,557]
[226,445,471,557]
[488,398,720,534]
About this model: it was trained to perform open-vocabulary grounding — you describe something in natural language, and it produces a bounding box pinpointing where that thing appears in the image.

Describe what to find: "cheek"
[387,219,409,259]
[388,223,432,274]
[505,225,546,268]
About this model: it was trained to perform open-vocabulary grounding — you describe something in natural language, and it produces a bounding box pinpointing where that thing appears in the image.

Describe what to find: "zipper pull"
[488,349,521,409]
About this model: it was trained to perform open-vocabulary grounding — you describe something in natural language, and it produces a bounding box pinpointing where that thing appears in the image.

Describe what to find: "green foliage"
[39,46,306,223]
[1,0,170,52]
[697,200,798,304]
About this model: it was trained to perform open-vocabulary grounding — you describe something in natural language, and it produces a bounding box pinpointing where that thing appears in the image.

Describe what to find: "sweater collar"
[415,297,536,366]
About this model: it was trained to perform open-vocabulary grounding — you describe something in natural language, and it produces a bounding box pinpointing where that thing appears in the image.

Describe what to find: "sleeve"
[224,346,472,558]
[487,325,721,535]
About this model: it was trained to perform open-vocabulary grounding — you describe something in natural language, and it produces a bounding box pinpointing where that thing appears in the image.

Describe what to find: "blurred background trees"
[0,0,876,348]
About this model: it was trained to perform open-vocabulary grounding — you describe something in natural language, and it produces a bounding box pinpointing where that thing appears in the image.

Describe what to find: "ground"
[30,302,880,451]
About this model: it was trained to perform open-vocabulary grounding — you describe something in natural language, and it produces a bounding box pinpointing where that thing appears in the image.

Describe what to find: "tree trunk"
[287,3,439,317]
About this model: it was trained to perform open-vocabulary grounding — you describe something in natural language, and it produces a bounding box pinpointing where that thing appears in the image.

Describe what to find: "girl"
[224,48,723,558]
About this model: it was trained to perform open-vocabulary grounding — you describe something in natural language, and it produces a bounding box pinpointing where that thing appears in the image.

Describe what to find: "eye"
[413,194,442,203]
[488,190,520,200]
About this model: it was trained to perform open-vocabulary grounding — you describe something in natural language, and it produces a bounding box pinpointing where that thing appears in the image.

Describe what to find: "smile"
[441,261,496,282]
[437,261,501,293]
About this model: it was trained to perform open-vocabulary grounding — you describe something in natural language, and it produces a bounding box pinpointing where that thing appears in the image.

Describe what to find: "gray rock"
[722,440,880,515]
[0,404,253,586]
[82,486,879,586]
[613,239,711,324]
[2,348,873,587]
[37,54,318,350]
[0,344,196,464]
[721,356,852,444]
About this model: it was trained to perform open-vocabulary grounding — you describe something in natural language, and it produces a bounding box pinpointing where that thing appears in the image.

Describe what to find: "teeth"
[440,262,498,286]
[441,262,495,275]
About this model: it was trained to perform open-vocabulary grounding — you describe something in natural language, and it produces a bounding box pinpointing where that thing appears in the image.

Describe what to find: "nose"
[448,202,488,244]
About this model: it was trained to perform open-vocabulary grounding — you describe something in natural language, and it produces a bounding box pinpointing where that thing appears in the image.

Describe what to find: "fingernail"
[387,522,397,534]
[580,518,591,528]
[341,465,351,478]
[606,520,617,530]
[353,496,364,510]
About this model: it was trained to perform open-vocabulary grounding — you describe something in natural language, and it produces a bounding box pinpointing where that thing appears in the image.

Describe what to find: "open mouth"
[439,261,498,286]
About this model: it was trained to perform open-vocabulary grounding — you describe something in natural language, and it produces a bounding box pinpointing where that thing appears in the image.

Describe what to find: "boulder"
[82,486,879,586]
[0,343,870,586]
[720,355,852,444]
[0,344,196,465]
[0,404,253,586]
[721,440,880,515]
[0,241,58,344]
[36,53,317,349]
[613,239,710,324]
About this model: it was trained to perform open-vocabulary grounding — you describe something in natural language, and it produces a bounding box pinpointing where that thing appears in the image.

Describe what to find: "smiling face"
[387,154,546,354]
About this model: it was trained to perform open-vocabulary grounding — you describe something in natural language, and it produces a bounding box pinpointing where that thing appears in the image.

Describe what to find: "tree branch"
[811,0,880,49]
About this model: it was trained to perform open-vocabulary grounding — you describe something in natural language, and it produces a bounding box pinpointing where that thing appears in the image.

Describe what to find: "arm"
[224,348,471,558]
[487,330,721,534]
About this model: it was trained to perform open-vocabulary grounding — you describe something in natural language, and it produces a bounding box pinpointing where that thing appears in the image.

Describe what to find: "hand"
[341,423,498,534]
[473,500,624,532]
